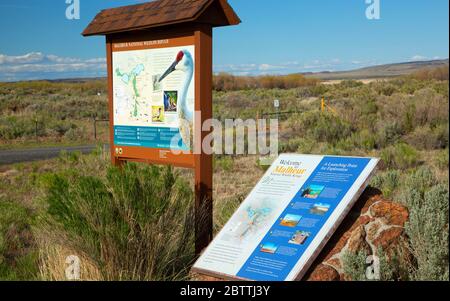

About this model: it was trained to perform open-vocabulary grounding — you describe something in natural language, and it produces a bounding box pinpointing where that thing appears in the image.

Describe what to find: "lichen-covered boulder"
[306,187,409,281]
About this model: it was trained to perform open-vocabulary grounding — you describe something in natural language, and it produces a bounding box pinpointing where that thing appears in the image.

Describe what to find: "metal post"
[94,118,97,140]
[274,99,280,121]
[35,118,38,141]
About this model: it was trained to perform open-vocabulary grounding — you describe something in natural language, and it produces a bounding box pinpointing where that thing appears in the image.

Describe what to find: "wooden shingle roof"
[82,0,240,36]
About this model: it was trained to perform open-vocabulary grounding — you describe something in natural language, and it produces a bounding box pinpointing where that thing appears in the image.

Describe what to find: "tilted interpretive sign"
[192,154,379,281]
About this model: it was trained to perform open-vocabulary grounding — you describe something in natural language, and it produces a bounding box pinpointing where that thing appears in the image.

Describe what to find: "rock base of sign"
[304,187,409,281]
[191,187,409,281]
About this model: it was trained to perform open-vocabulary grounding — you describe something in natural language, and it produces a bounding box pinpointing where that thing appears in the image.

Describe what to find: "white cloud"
[0,52,106,81]
[46,54,81,64]
[410,55,428,61]
[85,58,107,64]
[214,59,348,75]
[0,63,105,73]
[258,63,286,71]
[330,58,341,64]
[0,52,45,65]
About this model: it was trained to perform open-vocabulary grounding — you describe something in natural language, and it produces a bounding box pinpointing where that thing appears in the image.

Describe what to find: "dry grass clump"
[38,163,196,281]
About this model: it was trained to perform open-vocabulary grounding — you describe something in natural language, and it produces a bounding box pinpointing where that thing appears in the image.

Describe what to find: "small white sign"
[273,99,280,108]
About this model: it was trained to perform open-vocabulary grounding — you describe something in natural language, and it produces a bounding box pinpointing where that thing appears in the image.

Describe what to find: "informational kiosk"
[83,0,240,254]
[192,154,379,281]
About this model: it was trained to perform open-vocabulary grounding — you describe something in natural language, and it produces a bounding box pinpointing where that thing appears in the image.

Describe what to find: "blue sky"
[0,0,448,81]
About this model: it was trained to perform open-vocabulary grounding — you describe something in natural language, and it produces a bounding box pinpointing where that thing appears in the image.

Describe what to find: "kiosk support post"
[194,25,213,254]
[106,37,119,167]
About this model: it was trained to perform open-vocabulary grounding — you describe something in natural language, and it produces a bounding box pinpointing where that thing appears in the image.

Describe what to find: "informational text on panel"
[192,154,379,281]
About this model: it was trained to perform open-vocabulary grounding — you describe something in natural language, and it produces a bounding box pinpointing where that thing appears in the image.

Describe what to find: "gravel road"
[0,145,102,165]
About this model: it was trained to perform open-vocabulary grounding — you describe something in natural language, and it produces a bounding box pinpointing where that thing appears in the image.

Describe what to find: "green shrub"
[403,184,449,280]
[435,148,449,170]
[0,116,36,140]
[279,137,315,154]
[342,250,368,281]
[339,129,377,151]
[412,88,449,128]
[342,248,403,281]
[291,112,353,145]
[381,143,419,169]
[214,156,234,172]
[307,84,329,97]
[63,126,87,141]
[313,114,353,144]
[377,122,405,147]
[48,120,75,137]
[213,195,243,233]
[361,99,378,116]
[339,80,364,89]
[0,201,38,280]
[404,166,437,196]
[378,83,397,96]
[404,125,449,150]
[382,170,401,197]
[370,170,401,198]
[58,150,81,165]
[42,163,195,280]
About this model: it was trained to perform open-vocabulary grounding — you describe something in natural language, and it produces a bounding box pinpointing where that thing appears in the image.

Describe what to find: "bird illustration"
[163,92,170,111]
[159,50,194,150]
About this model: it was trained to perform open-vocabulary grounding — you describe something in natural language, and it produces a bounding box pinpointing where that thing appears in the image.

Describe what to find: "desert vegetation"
[213,73,320,91]
[0,69,448,280]
[411,66,449,81]
[0,80,109,149]
[40,161,196,280]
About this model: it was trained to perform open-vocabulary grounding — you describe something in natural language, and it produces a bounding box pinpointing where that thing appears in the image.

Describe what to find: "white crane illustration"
[159,50,194,149]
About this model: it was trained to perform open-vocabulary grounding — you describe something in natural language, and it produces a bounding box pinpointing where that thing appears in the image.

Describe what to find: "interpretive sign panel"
[192,154,379,281]
[112,37,195,152]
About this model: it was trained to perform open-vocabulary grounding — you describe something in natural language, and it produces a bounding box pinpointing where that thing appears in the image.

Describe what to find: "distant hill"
[303,59,449,80]
[46,77,105,83]
[10,59,448,84]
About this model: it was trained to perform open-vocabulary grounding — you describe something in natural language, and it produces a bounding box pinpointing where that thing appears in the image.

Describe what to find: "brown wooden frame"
[85,0,240,257]
[105,24,213,253]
